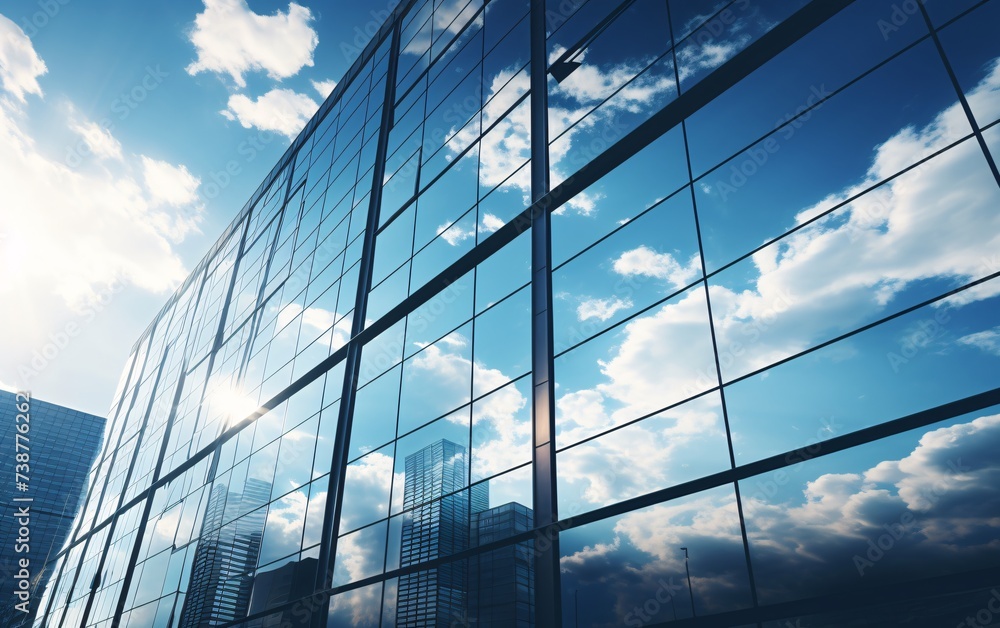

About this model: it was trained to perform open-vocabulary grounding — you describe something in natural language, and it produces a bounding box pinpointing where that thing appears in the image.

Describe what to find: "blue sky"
[0,0,394,414]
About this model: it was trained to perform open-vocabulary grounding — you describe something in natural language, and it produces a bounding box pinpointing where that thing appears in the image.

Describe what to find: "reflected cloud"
[401,0,484,57]
[340,450,400,530]
[561,413,1000,620]
[275,302,352,350]
[957,327,1000,357]
[576,296,633,322]
[407,332,531,478]
[612,245,700,289]
[447,41,679,216]
[261,489,309,563]
[554,56,1000,473]
[559,395,726,508]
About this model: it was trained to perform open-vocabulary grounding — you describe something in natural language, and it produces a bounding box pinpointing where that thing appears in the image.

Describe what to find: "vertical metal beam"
[313,20,401,627]
[529,0,562,625]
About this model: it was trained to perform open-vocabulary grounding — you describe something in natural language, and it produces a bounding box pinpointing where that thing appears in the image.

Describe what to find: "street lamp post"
[680,547,696,618]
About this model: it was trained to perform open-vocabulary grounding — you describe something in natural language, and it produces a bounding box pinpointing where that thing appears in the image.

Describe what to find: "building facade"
[38,0,1000,626]
[0,391,105,627]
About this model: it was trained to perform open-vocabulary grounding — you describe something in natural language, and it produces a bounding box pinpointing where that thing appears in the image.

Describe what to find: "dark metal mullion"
[529,0,561,625]
[916,2,1000,189]
[313,19,401,626]
[376,53,406,627]
[665,0,761,618]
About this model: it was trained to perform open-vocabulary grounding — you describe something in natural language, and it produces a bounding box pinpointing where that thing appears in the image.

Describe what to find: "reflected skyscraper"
[397,440,485,626]
[470,502,535,627]
[247,557,317,627]
[396,440,534,626]
[179,478,271,627]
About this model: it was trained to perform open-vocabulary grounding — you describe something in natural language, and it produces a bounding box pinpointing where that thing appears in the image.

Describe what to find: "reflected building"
[179,478,271,627]
[397,439,487,626]
[397,440,534,627]
[0,391,104,627]
[247,557,317,627]
[39,0,1000,626]
[470,502,535,627]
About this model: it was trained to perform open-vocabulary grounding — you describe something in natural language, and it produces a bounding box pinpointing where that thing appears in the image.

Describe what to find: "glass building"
[0,391,105,627]
[37,0,1000,625]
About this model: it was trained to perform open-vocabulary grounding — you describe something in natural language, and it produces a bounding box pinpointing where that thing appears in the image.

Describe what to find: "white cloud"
[449,47,676,218]
[957,327,1000,357]
[705,59,1000,381]
[0,112,200,312]
[576,296,633,322]
[401,0,483,56]
[453,67,531,198]
[339,450,397,532]
[677,37,751,82]
[548,48,674,113]
[221,88,318,138]
[0,14,46,102]
[560,536,620,570]
[69,119,122,161]
[481,213,505,233]
[186,0,318,87]
[436,220,476,246]
[141,156,200,209]
[274,302,352,351]
[406,335,531,479]
[0,27,206,402]
[260,489,311,562]
[612,246,701,289]
[311,78,337,98]
[599,56,1000,406]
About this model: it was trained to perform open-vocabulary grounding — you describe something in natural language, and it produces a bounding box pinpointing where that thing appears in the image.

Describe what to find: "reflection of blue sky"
[336,10,1000,622]
[545,44,1000,500]
[543,6,1000,616]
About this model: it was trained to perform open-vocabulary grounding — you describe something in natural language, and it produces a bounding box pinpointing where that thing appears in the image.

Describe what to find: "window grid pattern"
[38,0,1000,626]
